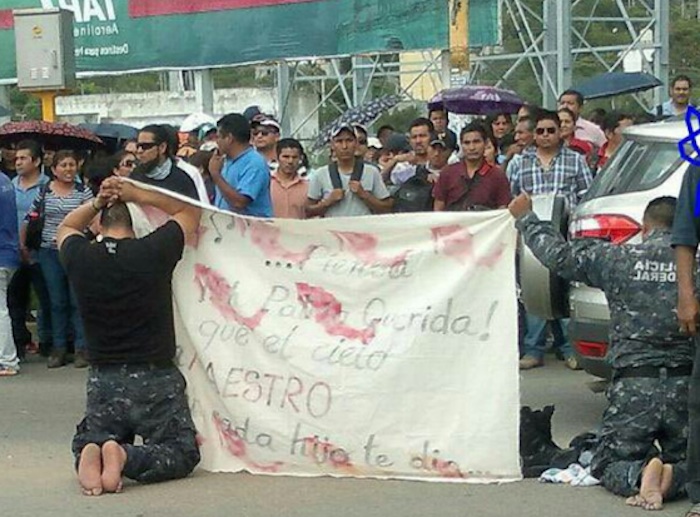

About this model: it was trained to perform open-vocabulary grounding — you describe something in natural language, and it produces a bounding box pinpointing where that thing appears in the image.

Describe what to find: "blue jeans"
[37,248,85,351]
[522,314,573,360]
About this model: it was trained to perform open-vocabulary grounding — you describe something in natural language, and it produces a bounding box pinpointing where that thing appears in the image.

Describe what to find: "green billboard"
[0,0,499,82]
[0,0,447,81]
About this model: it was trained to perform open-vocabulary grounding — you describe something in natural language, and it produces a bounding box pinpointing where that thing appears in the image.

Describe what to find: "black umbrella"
[314,94,402,149]
[79,122,138,141]
[577,72,662,100]
[79,122,138,153]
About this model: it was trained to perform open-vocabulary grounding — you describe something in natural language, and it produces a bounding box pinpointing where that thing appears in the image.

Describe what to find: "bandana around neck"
[145,158,172,181]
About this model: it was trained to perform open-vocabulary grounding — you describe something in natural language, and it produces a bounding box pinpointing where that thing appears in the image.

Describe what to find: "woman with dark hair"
[23,150,93,369]
[123,139,137,155]
[558,107,594,162]
[484,131,500,166]
[84,150,137,195]
[487,112,514,141]
[112,149,137,178]
[597,112,634,171]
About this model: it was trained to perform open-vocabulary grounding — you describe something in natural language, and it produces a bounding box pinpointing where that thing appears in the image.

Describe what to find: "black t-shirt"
[131,163,199,200]
[60,221,185,364]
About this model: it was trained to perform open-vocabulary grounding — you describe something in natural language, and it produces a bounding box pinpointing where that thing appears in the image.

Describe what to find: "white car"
[521,118,690,378]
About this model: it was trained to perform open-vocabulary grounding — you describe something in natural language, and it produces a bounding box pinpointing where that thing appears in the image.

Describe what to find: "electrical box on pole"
[14,8,76,92]
[13,8,76,121]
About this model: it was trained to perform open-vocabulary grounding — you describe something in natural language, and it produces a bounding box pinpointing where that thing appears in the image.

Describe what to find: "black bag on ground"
[25,182,51,251]
[392,165,434,213]
[520,405,564,478]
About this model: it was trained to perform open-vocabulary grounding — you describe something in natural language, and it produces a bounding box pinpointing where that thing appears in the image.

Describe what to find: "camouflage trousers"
[591,374,690,499]
[686,342,700,503]
[72,363,201,484]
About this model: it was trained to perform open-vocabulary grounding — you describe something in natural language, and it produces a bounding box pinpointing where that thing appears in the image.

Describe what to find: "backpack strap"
[414,164,429,181]
[350,159,364,182]
[447,170,482,211]
[328,162,342,190]
[36,181,51,216]
[329,160,363,188]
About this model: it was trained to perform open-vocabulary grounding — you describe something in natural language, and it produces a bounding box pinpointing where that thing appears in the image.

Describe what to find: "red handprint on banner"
[332,230,410,267]
[194,264,267,329]
[296,283,378,344]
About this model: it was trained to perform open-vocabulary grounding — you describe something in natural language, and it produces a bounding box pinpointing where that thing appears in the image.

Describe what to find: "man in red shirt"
[433,122,512,211]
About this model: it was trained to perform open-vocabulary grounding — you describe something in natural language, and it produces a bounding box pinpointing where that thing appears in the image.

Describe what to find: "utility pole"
[448,0,469,74]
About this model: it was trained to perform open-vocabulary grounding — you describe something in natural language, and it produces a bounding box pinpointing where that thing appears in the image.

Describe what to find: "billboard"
[0,0,449,82]
[469,0,500,48]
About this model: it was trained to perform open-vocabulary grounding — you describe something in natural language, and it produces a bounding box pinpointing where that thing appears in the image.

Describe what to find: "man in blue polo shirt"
[209,113,272,218]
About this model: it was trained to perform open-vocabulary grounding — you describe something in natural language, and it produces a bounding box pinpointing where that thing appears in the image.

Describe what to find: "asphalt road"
[0,353,690,517]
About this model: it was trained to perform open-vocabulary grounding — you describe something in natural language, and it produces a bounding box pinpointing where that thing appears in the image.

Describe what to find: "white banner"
[135,202,520,483]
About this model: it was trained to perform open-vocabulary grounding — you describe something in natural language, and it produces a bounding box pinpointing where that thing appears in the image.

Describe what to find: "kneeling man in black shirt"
[57,176,202,496]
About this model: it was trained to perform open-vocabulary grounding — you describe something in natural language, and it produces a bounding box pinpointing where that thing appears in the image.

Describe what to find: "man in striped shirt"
[509,109,593,371]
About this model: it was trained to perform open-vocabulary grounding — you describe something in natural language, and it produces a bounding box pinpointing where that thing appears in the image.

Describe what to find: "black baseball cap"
[430,131,457,151]
[385,133,411,153]
[243,105,263,122]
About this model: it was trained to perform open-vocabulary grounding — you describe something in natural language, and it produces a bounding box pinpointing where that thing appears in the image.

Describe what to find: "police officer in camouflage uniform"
[56,176,202,496]
[510,193,694,510]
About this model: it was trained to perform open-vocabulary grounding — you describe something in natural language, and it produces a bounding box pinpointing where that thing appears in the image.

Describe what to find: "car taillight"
[575,340,607,358]
[570,214,641,244]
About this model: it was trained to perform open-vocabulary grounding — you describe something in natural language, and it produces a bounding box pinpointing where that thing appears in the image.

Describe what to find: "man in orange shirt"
[270,138,308,219]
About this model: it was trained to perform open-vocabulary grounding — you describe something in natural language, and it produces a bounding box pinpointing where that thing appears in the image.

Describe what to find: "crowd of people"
[2,77,695,374]
[0,92,637,370]
[1,75,700,509]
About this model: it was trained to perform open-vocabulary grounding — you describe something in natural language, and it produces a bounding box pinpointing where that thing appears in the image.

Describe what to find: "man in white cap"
[252,119,281,172]
[307,123,393,218]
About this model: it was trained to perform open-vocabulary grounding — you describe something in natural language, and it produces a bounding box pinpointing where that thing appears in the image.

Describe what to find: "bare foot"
[626,495,646,507]
[101,440,127,493]
[661,464,673,498]
[78,443,103,496]
[638,458,665,511]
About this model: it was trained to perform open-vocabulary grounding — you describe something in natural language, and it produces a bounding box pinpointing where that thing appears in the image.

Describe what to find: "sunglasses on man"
[136,142,159,151]
[535,127,557,135]
[253,128,278,136]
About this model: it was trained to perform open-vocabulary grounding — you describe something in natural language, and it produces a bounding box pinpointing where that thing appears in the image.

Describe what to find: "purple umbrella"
[429,86,524,115]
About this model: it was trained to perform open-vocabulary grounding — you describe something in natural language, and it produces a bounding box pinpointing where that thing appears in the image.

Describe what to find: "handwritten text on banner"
[134,201,521,483]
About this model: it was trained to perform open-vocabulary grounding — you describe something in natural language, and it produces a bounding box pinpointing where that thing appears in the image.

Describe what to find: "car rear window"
[584,140,685,200]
